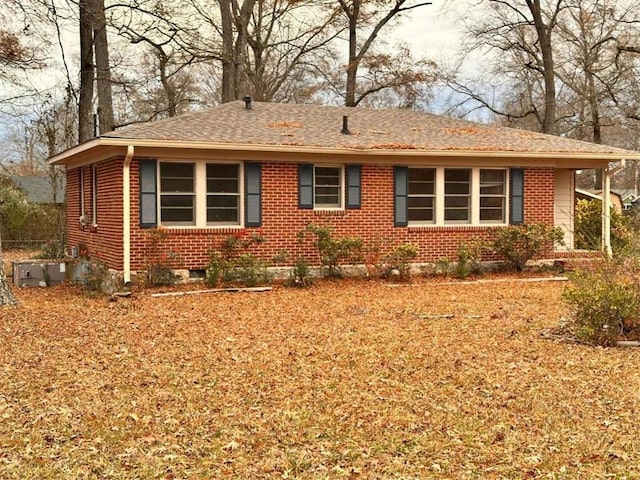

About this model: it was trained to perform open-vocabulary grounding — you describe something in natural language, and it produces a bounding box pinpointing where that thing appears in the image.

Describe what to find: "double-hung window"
[314,166,342,208]
[160,163,195,225]
[149,161,249,228]
[408,168,436,223]
[403,167,508,226]
[444,168,471,223]
[479,169,506,222]
[207,164,240,224]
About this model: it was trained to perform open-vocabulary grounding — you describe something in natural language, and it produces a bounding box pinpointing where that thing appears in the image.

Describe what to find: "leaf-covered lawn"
[1,276,639,479]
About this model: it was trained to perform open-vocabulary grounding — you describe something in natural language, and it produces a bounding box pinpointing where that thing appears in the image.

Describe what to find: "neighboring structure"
[613,189,638,209]
[575,188,624,213]
[9,175,66,205]
[49,101,640,282]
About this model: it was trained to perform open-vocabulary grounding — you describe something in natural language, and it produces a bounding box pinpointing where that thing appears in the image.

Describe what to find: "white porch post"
[602,167,612,257]
[123,145,135,284]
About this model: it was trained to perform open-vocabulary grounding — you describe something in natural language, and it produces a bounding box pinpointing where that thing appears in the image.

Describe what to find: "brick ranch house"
[49,100,640,283]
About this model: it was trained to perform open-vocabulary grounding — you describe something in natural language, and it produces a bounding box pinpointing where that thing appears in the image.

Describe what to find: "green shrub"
[382,243,419,281]
[456,239,485,279]
[147,260,177,286]
[76,255,108,292]
[38,240,66,259]
[234,254,270,287]
[563,257,640,346]
[144,228,178,286]
[206,251,227,287]
[575,199,631,254]
[288,256,312,287]
[490,223,564,271]
[302,224,363,277]
[206,233,270,287]
[428,257,452,277]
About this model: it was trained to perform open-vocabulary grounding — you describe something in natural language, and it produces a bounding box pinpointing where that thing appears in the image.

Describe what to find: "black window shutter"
[298,164,313,209]
[510,168,524,225]
[245,163,262,227]
[346,165,362,209]
[139,159,158,228]
[394,166,408,227]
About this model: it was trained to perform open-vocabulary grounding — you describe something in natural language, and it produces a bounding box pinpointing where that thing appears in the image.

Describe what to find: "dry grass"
[1,268,640,478]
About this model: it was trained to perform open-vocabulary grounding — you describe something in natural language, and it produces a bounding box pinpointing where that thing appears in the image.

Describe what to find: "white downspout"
[123,145,134,284]
[602,159,626,257]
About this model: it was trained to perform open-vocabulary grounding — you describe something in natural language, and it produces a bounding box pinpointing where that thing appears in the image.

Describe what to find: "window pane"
[161,195,193,208]
[445,182,470,195]
[161,163,193,177]
[207,163,238,179]
[409,168,435,182]
[207,195,239,208]
[207,164,239,193]
[480,197,504,208]
[480,208,504,221]
[480,184,504,195]
[480,169,505,183]
[444,208,469,221]
[160,195,194,223]
[445,169,470,182]
[161,178,193,192]
[480,169,506,223]
[207,178,239,192]
[445,196,470,208]
[160,163,194,193]
[314,166,341,207]
[409,208,434,222]
[409,196,434,222]
[316,195,340,205]
[408,197,434,209]
[409,168,435,195]
[207,207,238,223]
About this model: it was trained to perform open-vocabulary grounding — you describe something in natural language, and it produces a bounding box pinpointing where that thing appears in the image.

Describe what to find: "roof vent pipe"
[244,96,253,109]
[341,115,350,135]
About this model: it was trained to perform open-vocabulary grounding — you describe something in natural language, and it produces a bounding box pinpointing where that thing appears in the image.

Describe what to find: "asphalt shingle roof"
[103,101,636,156]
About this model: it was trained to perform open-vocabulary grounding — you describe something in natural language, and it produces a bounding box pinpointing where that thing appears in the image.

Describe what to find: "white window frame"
[314,165,344,210]
[159,162,196,226]
[408,167,436,224]
[158,160,244,228]
[206,163,242,226]
[408,167,509,226]
[478,168,507,224]
[443,168,472,224]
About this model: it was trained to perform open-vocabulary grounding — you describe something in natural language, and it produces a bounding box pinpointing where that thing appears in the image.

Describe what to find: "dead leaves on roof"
[369,142,418,149]
[1,279,640,478]
[267,121,303,129]
[440,126,497,136]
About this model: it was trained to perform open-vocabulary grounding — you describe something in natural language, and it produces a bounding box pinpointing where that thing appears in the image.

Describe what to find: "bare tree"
[111,0,201,119]
[244,0,342,102]
[78,0,115,142]
[447,0,565,134]
[79,0,95,142]
[335,0,433,107]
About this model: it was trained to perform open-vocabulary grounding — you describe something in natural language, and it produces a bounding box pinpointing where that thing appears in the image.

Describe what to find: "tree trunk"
[233,0,255,100]
[344,1,359,107]
[0,231,19,307]
[220,0,235,103]
[219,0,256,103]
[92,0,114,134]
[78,0,95,143]
[527,0,557,134]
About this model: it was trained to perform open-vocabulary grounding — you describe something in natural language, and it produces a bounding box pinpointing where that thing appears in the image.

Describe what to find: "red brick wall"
[66,160,557,272]
[66,160,124,269]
